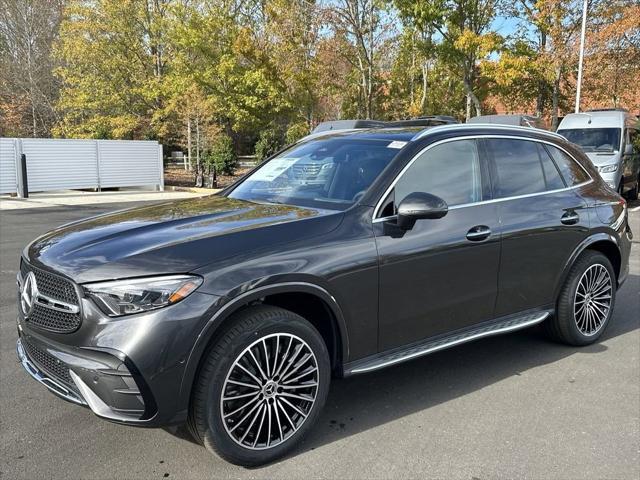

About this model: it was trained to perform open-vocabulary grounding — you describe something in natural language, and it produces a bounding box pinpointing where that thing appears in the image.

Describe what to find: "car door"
[483,137,591,317]
[373,138,501,351]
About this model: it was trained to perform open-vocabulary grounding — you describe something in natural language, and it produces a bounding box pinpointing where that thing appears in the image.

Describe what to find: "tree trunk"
[535,31,547,117]
[196,117,201,173]
[462,76,481,120]
[420,62,428,113]
[187,117,192,171]
[551,65,561,130]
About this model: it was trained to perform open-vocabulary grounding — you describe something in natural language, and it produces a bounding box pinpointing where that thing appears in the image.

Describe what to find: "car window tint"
[537,143,566,190]
[394,139,482,207]
[546,145,590,185]
[486,139,547,198]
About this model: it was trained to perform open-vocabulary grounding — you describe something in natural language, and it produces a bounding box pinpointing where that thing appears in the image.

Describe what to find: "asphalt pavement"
[1,199,638,480]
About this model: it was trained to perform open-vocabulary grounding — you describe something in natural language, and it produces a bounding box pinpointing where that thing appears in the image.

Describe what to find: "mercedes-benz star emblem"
[20,271,38,317]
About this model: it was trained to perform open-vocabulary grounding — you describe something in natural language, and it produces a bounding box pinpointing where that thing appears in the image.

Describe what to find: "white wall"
[0,138,163,195]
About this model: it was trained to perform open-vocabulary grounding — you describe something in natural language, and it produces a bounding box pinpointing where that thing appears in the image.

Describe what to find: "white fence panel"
[0,138,18,194]
[98,140,162,189]
[21,139,99,191]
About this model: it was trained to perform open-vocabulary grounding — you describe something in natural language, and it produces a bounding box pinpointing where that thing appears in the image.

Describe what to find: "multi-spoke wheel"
[574,264,612,336]
[221,333,319,449]
[189,305,330,466]
[547,250,616,346]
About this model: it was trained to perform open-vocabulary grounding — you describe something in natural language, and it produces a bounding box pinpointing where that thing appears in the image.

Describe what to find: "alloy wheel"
[220,333,319,450]
[574,264,612,336]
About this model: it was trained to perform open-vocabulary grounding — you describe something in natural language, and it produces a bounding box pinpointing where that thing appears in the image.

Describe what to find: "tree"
[510,0,585,126]
[581,0,640,109]
[53,0,172,139]
[0,0,65,137]
[208,133,237,175]
[395,0,504,120]
[264,0,323,128]
[326,0,395,119]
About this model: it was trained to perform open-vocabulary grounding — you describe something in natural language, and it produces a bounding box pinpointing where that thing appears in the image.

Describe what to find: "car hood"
[26,195,343,283]
[582,151,620,167]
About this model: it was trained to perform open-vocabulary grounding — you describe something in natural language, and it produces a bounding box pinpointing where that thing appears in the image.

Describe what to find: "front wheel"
[188,305,331,466]
[547,251,616,346]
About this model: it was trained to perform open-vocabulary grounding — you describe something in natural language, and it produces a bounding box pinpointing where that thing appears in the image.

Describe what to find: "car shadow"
[164,274,640,463]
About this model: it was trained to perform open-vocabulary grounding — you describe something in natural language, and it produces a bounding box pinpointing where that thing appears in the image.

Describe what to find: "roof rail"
[586,108,629,113]
[312,116,458,134]
[297,128,359,143]
[411,123,566,142]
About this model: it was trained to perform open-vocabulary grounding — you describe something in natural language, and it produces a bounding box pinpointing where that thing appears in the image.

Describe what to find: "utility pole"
[575,0,588,113]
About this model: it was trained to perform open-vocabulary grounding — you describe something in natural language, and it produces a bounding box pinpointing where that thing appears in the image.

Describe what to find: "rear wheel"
[547,251,616,346]
[189,305,331,466]
[626,175,639,200]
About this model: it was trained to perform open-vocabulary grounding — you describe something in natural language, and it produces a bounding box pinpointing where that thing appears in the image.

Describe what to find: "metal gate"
[0,138,18,194]
[0,138,163,196]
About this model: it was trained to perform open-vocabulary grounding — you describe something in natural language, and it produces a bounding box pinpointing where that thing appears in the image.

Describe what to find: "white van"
[557,109,639,199]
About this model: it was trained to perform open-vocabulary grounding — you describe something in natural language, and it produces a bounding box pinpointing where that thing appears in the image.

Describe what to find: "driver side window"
[393,139,482,211]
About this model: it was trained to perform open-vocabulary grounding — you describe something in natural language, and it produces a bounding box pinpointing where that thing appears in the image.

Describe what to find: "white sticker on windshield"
[248,158,298,182]
[387,141,407,149]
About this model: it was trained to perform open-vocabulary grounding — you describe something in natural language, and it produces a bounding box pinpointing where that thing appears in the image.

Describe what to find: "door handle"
[466,225,491,241]
[561,211,580,225]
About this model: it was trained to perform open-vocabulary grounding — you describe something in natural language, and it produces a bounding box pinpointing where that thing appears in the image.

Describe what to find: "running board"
[344,310,551,375]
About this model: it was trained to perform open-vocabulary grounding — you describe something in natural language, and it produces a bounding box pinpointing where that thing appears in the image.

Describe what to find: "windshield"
[557,128,622,153]
[229,137,402,210]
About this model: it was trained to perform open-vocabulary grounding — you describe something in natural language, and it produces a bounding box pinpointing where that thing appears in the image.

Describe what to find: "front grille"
[20,261,82,333]
[20,262,78,305]
[22,336,73,386]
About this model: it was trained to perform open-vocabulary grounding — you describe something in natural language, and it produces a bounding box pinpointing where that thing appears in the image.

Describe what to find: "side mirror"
[624,143,633,155]
[396,192,448,230]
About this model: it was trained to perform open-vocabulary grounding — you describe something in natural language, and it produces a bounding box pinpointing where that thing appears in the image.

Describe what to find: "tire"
[626,175,639,201]
[546,250,616,346]
[188,305,331,466]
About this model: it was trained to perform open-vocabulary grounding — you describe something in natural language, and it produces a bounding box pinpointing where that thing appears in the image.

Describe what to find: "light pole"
[575,0,588,113]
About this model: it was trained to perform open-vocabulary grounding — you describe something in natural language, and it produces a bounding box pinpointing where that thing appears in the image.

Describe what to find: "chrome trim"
[16,338,86,405]
[18,267,80,316]
[411,123,566,141]
[34,293,80,314]
[69,370,143,422]
[372,134,594,221]
[350,312,550,374]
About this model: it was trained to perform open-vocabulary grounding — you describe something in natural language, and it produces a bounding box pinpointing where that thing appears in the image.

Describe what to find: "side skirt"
[342,308,552,376]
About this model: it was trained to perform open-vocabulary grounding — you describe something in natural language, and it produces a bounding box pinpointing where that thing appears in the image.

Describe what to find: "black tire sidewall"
[197,308,331,466]
[557,251,616,345]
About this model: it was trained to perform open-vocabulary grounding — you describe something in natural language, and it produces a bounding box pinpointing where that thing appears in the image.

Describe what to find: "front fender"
[177,279,349,411]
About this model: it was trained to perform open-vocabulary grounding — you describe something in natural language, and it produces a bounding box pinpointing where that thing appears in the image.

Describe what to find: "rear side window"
[546,145,590,185]
[537,144,566,190]
[394,139,482,207]
[485,138,559,198]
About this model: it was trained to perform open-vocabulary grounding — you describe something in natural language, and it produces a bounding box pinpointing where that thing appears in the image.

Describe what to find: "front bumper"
[16,333,150,423]
[599,170,621,189]
[16,285,222,427]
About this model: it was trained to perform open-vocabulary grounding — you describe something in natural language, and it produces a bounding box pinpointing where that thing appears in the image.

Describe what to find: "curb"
[164,186,221,194]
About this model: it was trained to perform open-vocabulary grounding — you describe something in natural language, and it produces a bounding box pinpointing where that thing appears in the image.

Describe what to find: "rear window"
[486,138,555,198]
[546,145,591,185]
[557,128,622,152]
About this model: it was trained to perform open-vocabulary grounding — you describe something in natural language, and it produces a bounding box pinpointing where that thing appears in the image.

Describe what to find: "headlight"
[84,275,202,317]
[599,164,618,173]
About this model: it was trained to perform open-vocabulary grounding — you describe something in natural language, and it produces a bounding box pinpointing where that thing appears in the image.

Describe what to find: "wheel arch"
[179,281,349,411]
[554,233,622,301]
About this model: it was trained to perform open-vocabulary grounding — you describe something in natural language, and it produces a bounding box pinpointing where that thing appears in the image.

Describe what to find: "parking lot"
[1,198,638,479]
